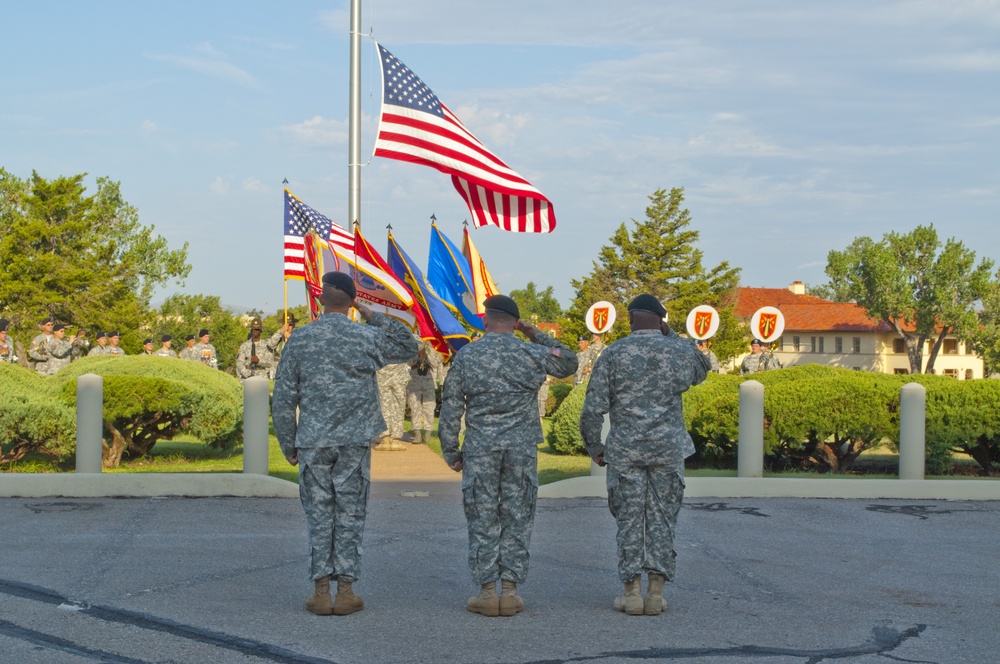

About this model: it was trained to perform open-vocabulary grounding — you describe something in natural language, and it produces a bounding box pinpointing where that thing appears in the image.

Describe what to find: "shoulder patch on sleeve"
[551,347,562,357]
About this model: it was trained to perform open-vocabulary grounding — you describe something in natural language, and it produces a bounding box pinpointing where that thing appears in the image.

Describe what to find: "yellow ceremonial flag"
[462,227,500,316]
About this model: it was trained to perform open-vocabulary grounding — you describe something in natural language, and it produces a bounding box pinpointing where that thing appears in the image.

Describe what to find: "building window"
[777,337,784,351]
[943,339,958,355]
[810,336,816,353]
[893,338,906,354]
[966,369,974,380]
[793,336,800,351]
[818,337,825,353]
[943,368,959,379]
[852,337,861,354]
[894,368,909,375]
[835,337,843,353]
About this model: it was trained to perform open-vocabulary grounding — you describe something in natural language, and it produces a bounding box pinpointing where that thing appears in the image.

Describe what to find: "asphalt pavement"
[2,486,997,664]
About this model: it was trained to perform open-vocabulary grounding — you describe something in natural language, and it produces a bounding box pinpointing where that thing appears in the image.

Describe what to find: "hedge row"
[547,366,1000,475]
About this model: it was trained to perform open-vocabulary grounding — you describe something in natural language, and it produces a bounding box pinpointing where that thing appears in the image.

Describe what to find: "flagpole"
[348,0,362,228]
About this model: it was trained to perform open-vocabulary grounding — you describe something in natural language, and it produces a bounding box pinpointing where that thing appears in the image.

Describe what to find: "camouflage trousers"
[537,382,549,422]
[406,384,436,432]
[462,448,538,585]
[378,379,407,439]
[606,465,685,583]
[297,445,371,582]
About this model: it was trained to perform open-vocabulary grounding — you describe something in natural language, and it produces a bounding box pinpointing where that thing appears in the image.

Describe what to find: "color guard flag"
[427,223,485,331]
[462,228,500,317]
[373,43,556,233]
[284,189,336,281]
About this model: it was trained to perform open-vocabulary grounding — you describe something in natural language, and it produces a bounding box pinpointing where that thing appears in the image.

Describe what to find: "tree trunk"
[925,327,951,375]
[102,420,127,468]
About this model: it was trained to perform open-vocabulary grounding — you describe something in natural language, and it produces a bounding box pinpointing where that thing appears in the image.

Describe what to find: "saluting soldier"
[154,334,177,357]
[46,323,75,375]
[88,331,109,356]
[580,294,711,616]
[29,317,55,374]
[439,295,578,617]
[0,319,19,364]
[178,334,198,360]
[273,272,419,616]
[193,329,218,368]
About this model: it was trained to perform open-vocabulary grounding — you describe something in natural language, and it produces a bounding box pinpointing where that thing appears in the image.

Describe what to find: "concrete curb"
[0,473,299,498]
[539,475,1000,500]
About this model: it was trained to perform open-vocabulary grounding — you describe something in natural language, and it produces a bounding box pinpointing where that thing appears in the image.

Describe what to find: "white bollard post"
[590,413,610,476]
[76,374,104,473]
[738,380,765,478]
[243,377,270,475]
[899,383,926,480]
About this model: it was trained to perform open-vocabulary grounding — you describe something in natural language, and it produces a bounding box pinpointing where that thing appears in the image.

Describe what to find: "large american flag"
[283,190,353,279]
[373,44,556,234]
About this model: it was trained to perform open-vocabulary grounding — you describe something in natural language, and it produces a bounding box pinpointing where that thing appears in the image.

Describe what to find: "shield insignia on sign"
[757,312,778,340]
[591,307,609,331]
[694,311,713,338]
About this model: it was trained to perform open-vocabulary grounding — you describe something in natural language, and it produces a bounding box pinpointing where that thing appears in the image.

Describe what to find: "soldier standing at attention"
[405,343,439,444]
[439,295,578,617]
[739,339,781,375]
[141,339,155,355]
[88,331,109,356]
[29,317,55,374]
[373,361,411,451]
[106,332,127,356]
[574,334,605,386]
[696,339,720,373]
[179,334,198,360]
[273,272,418,616]
[580,294,710,616]
[0,319,18,364]
[46,323,75,375]
[193,329,218,368]
[155,335,177,357]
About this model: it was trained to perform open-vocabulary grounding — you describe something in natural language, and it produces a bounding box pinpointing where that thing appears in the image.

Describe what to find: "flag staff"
[348,0,363,229]
[282,178,290,324]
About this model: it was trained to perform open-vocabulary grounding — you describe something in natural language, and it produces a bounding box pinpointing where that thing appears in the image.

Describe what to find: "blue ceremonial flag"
[387,233,470,353]
[427,223,485,331]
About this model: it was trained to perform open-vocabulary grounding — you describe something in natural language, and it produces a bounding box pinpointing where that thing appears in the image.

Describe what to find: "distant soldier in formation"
[154,334,177,357]
[373,361,412,451]
[141,338,155,355]
[697,339,720,373]
[573,334,605,386]
[439,295,578,617]
[46,324,75,375]
[739,339,781,375]
[0,318,19,364]
[580,294,711,616]
[273,271,418,616]
[179,334,198,360]
[106,332,126,356]
[29,317,55,375]
[406,342,441,444]
[193,329,218,368]
[88,331,109,356]
[71,329,90,361]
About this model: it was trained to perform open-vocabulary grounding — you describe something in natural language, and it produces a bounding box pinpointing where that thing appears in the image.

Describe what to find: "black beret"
[627,294,667,318]
[322,271,357,299]
[109,331,120,337]
[185,334,196,341]
[161,334,172,342]
[143,338,153,345]
[0,318,7,332]
[41,317,54,325]
[53,323,66,331]
[483,294,520,319]
[95,331,107,340]
[198,329,210,338]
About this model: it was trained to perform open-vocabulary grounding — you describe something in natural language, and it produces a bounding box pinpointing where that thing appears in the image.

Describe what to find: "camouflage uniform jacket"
[439,331,578,466]
[739,351,781,375]
[88,344,110,357]
[154,348,177,358]
[573,340,605,385]
[272,312,419,458]
[46,338,74,375]
[0,335,18,363]
[193,343,218,368]
[29,333,53,374]
[106,346,127,356]
[580,328,711,468]
[178,346,198,361]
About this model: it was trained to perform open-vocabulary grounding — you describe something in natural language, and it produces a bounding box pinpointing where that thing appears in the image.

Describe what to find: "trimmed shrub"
[547,384,589,455]
[0,363,76,464]
[547,381,574,417]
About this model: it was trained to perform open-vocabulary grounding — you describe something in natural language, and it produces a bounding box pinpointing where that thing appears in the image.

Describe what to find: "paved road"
[2,489,997,663]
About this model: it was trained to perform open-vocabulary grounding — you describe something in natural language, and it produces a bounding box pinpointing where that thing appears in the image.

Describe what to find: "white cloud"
[242,177,267,193]
[450,103,529,148]
[147,42,255,87]
[278,115,349,148]
[210,176,230,196]
[141,119,158,132]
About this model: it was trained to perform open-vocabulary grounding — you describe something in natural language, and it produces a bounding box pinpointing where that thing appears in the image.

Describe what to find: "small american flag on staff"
[283,190,351,280]
[373,43,556,234]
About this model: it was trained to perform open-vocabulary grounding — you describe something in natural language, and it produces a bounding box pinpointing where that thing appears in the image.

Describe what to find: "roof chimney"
[789,281,805,295]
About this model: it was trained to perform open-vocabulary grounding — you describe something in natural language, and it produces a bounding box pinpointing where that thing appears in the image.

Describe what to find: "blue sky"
[3,1,998,312]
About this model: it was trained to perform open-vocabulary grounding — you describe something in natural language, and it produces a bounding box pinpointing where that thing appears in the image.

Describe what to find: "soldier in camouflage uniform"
[406,343,440,444]
[374,361,411,451]
[193,329,218,368]
[0,319,19,364]
[70,329,90,361]
[28,317,55,375]
[46,324,75,375]
[106,331,127,356]
[237,317,292,381]
[573,334,605,386]
[440,295,578,617]
[154,334,177,357]
[739,339,781,375]
[580,294,711,616]
[696,339,720,373]
[273,272,418,616]
[178,334,198,360]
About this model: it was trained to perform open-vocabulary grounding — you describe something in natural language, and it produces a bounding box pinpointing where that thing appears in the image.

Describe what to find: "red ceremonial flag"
[373,43,556,234]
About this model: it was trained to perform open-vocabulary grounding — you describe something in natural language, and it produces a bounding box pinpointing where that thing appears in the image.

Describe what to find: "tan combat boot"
[373,435,395,451]
[644,573,666,615]
[332,579,364,615]
[467,582,500,617]
[613,575,644,615]
[499,579,524,616]
[389,437,406,451]
[305,576,333,616]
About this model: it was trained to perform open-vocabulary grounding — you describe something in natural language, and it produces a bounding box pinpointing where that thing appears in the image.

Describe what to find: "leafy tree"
[154,294,248,373]
[562,187,742,362]
[0,169,190,336]
[821,225,994,374]
[508,282,563,323]
[967,269,1000,376]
